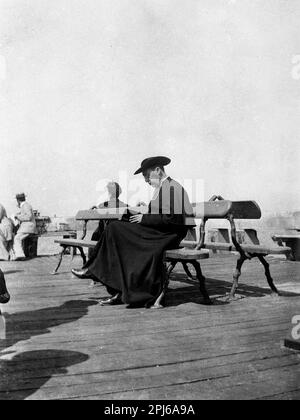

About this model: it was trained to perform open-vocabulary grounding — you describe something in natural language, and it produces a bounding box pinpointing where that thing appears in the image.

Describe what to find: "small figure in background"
[13,193,37,260]
[88,182,128,259]
[0,204,15,261]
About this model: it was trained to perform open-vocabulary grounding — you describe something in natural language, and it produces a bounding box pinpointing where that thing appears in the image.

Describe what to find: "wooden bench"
[272,233,300,261]
[52,207,211,307]
[52,212,98,274]
[179,197,291,300]
[52,199,291,305]
[51,208,133,275]
[52,206,199,273]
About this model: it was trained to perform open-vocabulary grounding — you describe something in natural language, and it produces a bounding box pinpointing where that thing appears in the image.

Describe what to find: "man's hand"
[129,214,143,224]
[136,201,146,207]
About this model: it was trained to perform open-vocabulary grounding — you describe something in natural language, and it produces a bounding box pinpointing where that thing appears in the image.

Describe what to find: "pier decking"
[0,254,299,400]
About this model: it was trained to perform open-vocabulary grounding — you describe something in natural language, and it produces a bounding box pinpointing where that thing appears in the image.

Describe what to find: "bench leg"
[228,254,247,300]
[77,247,87,266]
[191,261,212,304]
[71,246,76,261]
[182,262,194,280]
[257,255,280,295]
[166,261,177,278]
[51,246,68,275]
[150,262,175,309]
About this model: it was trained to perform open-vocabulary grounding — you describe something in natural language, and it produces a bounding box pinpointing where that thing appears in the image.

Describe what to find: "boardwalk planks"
[0,253,299,400]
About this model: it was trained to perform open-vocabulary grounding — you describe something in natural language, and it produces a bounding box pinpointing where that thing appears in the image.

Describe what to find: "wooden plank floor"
[0,253,300,400]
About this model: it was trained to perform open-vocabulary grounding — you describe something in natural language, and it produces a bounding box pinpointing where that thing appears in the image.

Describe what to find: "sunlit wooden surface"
[0,253,299,400]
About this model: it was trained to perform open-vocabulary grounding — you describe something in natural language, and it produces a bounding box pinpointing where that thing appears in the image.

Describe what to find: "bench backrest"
[75,201,261,223]
[193,200,261,220]
[75,207,139,221]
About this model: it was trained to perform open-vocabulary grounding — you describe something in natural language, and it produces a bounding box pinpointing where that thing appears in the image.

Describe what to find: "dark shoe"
[13,257,25,261]
[71,268,97,280]
[0,292,10,304]
[126,302,145,309]
[0,271,10,304]
[99,293,122,306]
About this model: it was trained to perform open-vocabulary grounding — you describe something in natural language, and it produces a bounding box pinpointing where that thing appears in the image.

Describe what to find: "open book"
[121,205,148,222]
[121,208,142,222]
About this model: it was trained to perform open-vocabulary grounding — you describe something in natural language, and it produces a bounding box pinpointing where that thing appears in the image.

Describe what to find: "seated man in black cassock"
[72,156,194,307]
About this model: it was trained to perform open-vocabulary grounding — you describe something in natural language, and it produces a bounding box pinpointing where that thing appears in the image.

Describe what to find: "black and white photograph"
[0,0,300,403]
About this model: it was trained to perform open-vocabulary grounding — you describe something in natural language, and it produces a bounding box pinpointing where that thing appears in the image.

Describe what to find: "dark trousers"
[88,220,106,260]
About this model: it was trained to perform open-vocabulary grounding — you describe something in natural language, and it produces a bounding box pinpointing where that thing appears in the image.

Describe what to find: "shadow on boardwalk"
[0,300,98,350]
[0,300,96,399]
[0,349,88,400]
[164,274,300,307]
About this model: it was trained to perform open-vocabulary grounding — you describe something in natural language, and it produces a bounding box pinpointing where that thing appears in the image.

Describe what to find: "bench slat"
[165,249,209,260]
[75,210,124,220]
[229,201,261,219]
[55,238,290,256]
[180,240,290,255]
[75,201,261,223]
[76,206,149,221]
[54,239,97,248]
[193,201,232,219]
[238,244,290,255]
[273,235,300,240]
[193,200,261,219]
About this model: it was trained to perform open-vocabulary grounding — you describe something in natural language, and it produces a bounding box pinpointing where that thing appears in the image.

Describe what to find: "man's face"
[143,168,160,188]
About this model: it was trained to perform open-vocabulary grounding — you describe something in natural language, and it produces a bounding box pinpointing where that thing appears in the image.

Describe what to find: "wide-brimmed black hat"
[134,156,171,175]
[15,193,26,201]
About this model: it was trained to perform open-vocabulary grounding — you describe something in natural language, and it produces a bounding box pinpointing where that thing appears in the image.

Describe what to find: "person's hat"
[15,193,26,201]
[134,156,171,175]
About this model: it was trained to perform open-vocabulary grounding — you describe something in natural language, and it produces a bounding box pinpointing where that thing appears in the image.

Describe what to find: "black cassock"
[86,177,194,306]
[88,199,128,259]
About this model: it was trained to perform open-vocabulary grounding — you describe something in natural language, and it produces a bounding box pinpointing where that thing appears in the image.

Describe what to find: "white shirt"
[151,176,168,201]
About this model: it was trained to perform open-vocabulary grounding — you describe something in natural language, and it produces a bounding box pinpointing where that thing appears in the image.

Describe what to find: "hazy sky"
[1,0,300,216]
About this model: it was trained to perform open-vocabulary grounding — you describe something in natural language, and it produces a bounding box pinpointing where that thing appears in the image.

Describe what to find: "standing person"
[72,156,195,307]
[13,193,37,260]
[0,204,15,261]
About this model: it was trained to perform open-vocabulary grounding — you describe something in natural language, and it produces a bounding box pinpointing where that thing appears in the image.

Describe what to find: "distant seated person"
[13,193,37,261]
[0,204,15,261]
[88,182,128,258]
